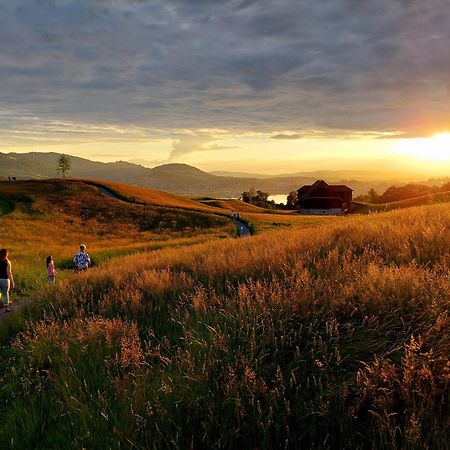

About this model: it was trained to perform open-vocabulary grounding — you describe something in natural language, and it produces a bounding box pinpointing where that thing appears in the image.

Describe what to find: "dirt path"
[0,298,28,327]
[233,220,251,237]
[96,185,121,200]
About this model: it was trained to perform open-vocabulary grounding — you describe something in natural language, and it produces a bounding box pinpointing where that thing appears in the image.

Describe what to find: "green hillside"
[353,190,450,213]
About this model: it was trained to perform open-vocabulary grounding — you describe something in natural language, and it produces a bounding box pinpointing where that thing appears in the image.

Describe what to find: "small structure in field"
[296,180,352,215]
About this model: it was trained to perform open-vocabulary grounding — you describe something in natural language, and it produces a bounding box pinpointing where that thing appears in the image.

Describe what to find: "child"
[46,256,57,285]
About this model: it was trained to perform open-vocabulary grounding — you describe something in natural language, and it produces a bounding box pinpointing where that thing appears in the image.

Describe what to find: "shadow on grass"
[0,199,14,215]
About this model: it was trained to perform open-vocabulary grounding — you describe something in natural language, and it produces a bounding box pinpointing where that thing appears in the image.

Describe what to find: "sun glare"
[395,132,450,161]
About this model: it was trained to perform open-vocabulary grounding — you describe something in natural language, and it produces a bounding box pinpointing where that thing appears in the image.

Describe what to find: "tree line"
[241,188,298,209]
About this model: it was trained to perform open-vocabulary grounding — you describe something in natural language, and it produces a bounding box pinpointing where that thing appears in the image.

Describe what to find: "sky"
[1,0,449,175]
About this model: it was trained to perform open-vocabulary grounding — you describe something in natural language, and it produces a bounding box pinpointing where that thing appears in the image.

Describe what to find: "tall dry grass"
[0,203,449,448]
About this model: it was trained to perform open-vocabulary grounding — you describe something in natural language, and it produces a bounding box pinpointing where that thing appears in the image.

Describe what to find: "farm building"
[297,180,352,215]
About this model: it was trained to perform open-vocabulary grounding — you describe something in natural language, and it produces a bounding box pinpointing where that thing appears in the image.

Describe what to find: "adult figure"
[73,244,91,272]
[0,248,15,312]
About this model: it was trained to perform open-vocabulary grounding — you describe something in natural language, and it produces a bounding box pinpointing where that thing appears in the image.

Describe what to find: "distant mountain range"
[0,152,443,198]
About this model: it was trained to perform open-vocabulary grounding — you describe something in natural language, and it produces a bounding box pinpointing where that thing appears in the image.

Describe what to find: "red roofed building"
[296,180,353,215]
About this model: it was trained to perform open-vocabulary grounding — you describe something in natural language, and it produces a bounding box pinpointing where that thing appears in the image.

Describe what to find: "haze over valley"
[1,151,448,198]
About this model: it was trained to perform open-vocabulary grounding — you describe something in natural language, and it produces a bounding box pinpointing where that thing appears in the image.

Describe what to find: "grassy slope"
[197,197,334,233]
[79,178,226,214]
[0,180,232,295]
[0,203,448,448]
[242,211,338,233]
[199,198,269,213]
[353,190,450,213]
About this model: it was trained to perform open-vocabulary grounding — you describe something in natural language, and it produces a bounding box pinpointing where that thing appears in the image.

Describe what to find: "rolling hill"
[0,193,448,448]
[0,179,234,295]
[1,151,439,198]
[0,152,319,197]
[353,190,450,213]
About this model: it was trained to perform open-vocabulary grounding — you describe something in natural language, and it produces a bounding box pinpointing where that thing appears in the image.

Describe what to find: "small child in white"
[46,256,57,285]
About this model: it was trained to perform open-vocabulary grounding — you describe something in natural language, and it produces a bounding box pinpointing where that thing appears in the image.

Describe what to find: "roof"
[297,180,353,194]
[329,185,353,192]
[296,180,353,210]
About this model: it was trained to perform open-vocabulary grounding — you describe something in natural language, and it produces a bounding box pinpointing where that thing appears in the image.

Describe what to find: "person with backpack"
[73,244,91,272]
[0,248,15,313]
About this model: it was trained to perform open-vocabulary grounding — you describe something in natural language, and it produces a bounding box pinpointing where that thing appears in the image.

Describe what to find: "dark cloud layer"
[1,0,449,140]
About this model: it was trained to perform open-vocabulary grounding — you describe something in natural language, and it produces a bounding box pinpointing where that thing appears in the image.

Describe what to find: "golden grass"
[0,180,233,294]
[354,190,450,213]
[79,178,226,213]
[1,181,449,448]
[201,198,269,213]
[241,210,336,232]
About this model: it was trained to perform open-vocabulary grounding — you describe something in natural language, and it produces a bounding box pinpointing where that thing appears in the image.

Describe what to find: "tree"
[57,154,72,178]
[368,188,379,203]
[440,182,450,192]
[378,184,432,203]
[286,191,298,209]
[256,190,269,203]
[241,191,252,203]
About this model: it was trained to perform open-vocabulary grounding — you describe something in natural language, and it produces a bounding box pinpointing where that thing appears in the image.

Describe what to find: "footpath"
[91,183,252,238]
[0,297,29,326]
[1,184,252,326]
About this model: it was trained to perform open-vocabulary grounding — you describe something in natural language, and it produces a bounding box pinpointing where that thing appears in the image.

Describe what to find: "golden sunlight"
[395,132,450,161]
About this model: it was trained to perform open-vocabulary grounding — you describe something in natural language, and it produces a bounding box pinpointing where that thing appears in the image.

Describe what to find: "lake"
[269,194,288,205]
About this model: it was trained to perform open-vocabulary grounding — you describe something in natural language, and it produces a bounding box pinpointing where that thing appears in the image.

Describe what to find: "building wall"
[341,191,352,205]
[300,208,343,215]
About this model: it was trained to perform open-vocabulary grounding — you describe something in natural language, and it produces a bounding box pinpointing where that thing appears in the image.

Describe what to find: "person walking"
[73,244,91,272]
[0,248,15,313]
[46,256,57,285]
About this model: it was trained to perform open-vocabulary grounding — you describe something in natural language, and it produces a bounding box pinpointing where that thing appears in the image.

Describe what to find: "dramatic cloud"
[0,0,449,149]
[271,133,302,140]
[168,134,237,160]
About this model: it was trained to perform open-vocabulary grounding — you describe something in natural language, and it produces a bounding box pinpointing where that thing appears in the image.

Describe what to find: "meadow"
[353,190,450,214]
[0,180,233,296]
[0,182,448,449]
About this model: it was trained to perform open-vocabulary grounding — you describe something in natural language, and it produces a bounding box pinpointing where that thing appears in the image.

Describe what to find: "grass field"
[81,179,225,214]
[353,190,450,214]
[241,211,339,233]
[199,197,270,213]
[0,188,448,449]
[198,197,336,234]
[0,180,233,296]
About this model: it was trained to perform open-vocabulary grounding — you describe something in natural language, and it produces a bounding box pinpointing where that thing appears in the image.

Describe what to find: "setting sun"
[395,132,450,161]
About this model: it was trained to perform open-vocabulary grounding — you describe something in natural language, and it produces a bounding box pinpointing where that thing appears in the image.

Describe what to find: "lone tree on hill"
[368,188,379,203]
[57,154,72,178]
